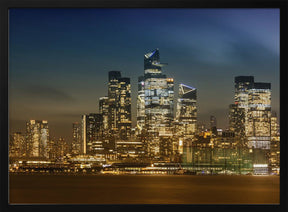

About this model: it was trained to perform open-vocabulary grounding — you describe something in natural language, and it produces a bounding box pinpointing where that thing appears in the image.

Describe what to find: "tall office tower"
[108,71,121,133]
[137,48,174,157]
[107,71,132,139]
[71,122,81,155]
[247,82,271,149]
[136,76,145,134]
[229,104,245,139]
[176,83,197,136]
[99,96,109,136]
[9,132,25,158]
[26,120,49,158]
[234,76,254,136]
[82,113,103,154]
[117,77,132,140]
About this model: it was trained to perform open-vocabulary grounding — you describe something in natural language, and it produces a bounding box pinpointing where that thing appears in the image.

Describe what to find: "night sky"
[9,8,280,142]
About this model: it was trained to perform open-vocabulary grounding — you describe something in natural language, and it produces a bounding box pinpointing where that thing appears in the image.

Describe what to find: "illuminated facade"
[71,122,81,155]
[234,76,254,136]
[9,132,26,158]
[108,71,131,140]
[82,113,103,154]
[270,113,280,174]
[26,120,49,158]
[137,49,174,157]
[246,82,271,149]
[99,96,109,136]
[229,104,245,140]
[175,83,197,137]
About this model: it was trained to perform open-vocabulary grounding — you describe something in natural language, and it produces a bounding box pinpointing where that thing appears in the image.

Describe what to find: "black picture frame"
[1,0,287,212]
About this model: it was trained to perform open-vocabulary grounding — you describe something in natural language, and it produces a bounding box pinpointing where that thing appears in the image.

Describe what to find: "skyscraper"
[137,48,174,157]
[99,96,109,136]
[234,76,254,136]
[82,113,103,154]
[176,83,197,137]
[71,122,81,155]
[247,82,271,149]
[229,104,245,139]
[107,71,131,140]
[231,76,272,175]
[26,120,49,158]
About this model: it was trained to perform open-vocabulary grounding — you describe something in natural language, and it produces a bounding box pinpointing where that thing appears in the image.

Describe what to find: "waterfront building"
[71,122,81,155]
[26,120,49,158]
[56,137,69,160]
[137,48,174,158]
[232,76,272,174]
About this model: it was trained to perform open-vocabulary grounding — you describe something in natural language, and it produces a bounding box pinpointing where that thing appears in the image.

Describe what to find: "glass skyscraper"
[107,71,131,140]
[176,83,197,137]
[137,49,174,157]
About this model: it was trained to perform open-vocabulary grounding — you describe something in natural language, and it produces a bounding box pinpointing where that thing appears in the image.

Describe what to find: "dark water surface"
[9,174,279,204]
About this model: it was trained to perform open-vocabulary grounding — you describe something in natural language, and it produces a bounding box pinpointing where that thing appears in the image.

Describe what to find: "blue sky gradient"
[9,8,280,141]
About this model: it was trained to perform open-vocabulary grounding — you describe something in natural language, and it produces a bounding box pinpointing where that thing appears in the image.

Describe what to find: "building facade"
[26,120,49,158]
[137,49,174,157]
[71,122,81,155]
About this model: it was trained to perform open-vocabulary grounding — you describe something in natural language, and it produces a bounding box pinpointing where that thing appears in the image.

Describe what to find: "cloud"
[22,84,75,102]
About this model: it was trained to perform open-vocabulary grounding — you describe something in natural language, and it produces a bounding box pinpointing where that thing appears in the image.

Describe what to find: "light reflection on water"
[9,174,280,204]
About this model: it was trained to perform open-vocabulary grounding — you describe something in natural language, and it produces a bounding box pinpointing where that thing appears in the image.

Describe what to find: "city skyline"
[9,8,280,142]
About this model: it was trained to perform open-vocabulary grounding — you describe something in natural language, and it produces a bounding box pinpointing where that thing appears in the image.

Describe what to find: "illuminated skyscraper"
[99,96,109,136]
[9,132,25,158]
[176,83,197,136]
[137,48,174,157]
[26,120,49,158]
[117,77,132,140]
[136,76,145,133]
[232,76,272,175]
[234,76,254,136]
[247,82,271,149]
[107,71,131,140]
[82,113,103,154]
[71,122,81,155]
[229,104,245,139]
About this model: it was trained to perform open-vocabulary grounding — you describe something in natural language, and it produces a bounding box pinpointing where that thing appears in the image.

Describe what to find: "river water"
[9,174,279,204]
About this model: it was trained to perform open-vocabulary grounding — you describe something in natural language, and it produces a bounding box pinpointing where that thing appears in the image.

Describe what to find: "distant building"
[71,122,81,155]
[82,113,103,155]
[9,132,25,158]
[26,120,49,158]
[99,96,109,136]
[229,104,245,140]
